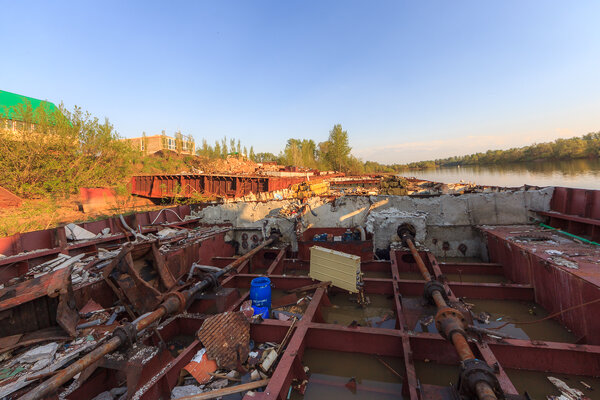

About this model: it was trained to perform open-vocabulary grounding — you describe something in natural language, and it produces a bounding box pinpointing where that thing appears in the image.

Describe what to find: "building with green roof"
[0,90,62,132]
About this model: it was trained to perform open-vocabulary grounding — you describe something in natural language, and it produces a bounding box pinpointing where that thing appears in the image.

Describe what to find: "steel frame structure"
[57,237,600,400]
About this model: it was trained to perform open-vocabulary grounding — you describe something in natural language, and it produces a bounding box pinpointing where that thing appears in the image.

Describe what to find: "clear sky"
[2,1,599,163]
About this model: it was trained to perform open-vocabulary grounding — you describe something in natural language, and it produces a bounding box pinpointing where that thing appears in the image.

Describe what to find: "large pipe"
[401,233,498,400]
[20,234,279,400]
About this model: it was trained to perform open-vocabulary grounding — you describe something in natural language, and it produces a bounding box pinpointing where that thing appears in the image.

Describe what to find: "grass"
[0,195,166,238]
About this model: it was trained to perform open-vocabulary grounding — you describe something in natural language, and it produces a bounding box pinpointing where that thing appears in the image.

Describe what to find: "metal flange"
[423,280,448,304]
[457,358,504,399]
[434,306,467,341]
[112,322,137,350]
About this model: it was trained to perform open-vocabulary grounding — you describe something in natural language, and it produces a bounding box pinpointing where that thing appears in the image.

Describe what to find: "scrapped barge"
[0,186,599,399]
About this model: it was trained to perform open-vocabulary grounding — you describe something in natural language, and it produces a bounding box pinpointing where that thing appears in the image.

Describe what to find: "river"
[403,158,600,190]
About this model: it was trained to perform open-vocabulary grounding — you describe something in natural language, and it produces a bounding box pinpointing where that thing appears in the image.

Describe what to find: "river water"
[404,158,600,189]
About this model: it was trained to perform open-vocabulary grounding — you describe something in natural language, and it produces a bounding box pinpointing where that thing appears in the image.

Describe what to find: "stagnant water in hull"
[414,361,458,387]
[321,293,396,328]
[406,297,577,343]
[414,361,600,399]
[292,349,406,400]
[469,299,578,343]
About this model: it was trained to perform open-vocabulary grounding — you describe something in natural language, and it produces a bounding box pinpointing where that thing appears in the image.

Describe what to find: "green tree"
[221,136,228,158]
[324,124,351,171]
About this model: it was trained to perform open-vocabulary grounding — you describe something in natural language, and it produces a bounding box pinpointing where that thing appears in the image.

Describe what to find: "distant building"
[0,90,61,132]
[124,134,196,155]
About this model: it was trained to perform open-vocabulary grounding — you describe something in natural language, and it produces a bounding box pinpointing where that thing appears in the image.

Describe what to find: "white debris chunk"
[551,257,579,270]
[156,228,182,238]
[547,376,584,399]
[18,342,59,364]
[65,223,96,241]
[545,250,563,256]
[171,385,204,399]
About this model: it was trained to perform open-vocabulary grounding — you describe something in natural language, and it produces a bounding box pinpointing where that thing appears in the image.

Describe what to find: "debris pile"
[168,311,299,400]
[379,176,409,196]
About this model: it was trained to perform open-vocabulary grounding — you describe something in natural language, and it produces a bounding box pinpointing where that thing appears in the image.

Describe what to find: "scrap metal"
[196,312,250,370]
[19,232,279,400]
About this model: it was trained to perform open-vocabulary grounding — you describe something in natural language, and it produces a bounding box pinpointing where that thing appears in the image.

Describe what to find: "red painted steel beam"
[489,338,600,377]
[438,262,504,276]
[393,280,534,301]
[266,249,286,275]
[448,282,534,301]
[305,323,404,356]
[257,287,328,400]
[390,251,407,330]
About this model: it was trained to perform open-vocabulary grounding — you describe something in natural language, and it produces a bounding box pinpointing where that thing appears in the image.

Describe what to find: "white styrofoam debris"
[545,249,563,256]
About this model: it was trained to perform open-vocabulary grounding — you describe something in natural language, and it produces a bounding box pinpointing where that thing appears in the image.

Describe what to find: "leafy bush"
[0,103,136,198]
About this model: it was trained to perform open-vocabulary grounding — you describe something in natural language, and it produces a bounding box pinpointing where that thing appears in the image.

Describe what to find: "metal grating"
[196,311,250,369]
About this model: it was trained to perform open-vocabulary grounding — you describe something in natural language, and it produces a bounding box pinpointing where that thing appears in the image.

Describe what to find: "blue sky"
[2,1,599,163]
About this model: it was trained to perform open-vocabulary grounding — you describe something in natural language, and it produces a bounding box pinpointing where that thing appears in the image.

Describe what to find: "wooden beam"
[177,379,270,400]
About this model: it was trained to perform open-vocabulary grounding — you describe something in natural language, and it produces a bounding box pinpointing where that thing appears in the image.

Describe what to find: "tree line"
[195,136,256,160]
[192,124,390,174]
[244,124,397,174]
[399,132,600,169]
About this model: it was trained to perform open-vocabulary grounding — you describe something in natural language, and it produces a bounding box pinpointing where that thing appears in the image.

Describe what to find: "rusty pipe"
[20,234,279,400]
[403,236,432,281]
[451,332,476,361]
[431,290,447,309]
[401,234,498,400]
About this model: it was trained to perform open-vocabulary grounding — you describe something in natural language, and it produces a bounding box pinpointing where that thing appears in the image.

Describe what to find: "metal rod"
[20,234,279,400]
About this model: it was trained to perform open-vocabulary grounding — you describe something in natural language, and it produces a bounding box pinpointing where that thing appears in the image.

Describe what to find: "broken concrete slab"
[65,223,96,241]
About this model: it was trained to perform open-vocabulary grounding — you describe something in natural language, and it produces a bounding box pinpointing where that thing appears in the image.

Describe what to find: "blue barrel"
[250,277,271,309]
[252,306,269,319]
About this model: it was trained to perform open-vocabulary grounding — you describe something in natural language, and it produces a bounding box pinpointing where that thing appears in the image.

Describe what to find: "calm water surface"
[405,159,600,189]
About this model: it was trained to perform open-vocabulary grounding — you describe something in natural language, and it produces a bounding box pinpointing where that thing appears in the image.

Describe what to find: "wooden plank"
[177,379,270,400]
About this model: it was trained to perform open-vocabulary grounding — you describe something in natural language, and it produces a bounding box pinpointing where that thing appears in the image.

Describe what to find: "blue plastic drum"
[252,306,269,319]
[250,276,271,309]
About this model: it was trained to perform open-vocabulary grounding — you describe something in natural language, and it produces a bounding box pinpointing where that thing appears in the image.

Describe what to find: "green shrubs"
[0,103,136,198]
